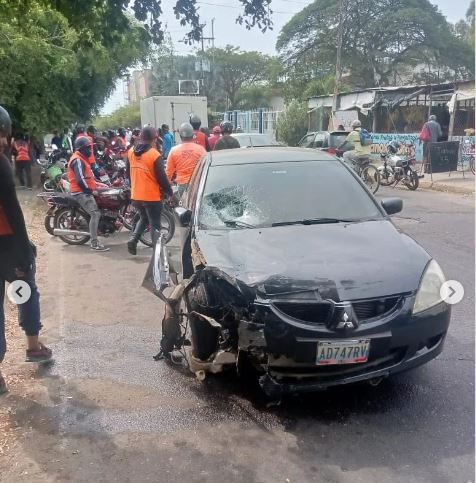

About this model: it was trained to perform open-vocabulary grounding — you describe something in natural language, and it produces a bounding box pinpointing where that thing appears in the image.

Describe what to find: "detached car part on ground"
[147,148,451,398]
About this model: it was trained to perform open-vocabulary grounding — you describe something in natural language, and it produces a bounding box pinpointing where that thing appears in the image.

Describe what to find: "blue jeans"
[0,256,42,362]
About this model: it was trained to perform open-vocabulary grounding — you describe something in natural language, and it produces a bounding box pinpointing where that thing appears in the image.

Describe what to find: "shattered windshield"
[198,160,382,229]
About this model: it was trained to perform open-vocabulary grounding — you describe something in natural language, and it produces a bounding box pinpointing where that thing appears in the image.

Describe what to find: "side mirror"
[381,197,403,215]
[175,206,192,226]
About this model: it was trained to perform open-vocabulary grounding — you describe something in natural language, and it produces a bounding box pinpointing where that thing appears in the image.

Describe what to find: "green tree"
[235,85,272,110]
[277,0,474,88]
[93,103,141,132]
[276,100,308,146]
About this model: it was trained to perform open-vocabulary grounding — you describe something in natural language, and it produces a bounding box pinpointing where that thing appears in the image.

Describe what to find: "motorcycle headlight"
[413,260,446,314]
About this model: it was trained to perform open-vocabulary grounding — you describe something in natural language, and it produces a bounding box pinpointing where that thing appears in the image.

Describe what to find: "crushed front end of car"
[146,235,450,398]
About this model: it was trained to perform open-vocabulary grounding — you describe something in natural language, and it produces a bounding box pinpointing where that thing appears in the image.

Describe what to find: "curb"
[418,179,474,195]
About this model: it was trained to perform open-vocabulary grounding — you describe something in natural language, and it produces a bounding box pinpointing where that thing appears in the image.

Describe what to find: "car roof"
[209,147,337,166]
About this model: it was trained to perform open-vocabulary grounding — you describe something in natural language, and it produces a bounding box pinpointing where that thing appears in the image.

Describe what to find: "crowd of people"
[0,109,244,392]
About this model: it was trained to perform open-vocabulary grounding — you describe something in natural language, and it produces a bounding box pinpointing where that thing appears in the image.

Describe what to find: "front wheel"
[53,206,90,245]
[361,165,380,194]
[405,169,419,191]
[44,207,56,236]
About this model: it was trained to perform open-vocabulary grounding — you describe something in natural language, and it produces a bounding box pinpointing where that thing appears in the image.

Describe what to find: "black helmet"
[87,125,96,135]
[387,141,400,154]
[118,127,126,137]
[0,106,11,137]
[189,114,201,130]
[132,128,141,136]
[107,129,115,139]
[220,121,233,134]
[76,124,85,134]
[74,136,91,156]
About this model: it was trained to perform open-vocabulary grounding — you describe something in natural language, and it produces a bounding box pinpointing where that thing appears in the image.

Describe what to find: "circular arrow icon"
[7,280,32,305]
[440,280,464,305]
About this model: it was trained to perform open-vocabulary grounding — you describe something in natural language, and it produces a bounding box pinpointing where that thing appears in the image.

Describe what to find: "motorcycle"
[378,142,419,190]
[38,144,69,191]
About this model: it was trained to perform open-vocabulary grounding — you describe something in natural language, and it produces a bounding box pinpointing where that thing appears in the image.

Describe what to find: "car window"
[329,132,350,148]
[298,134,316,148]
[198,160,382,229]
[312,133,326,148]
[183,155,207,209]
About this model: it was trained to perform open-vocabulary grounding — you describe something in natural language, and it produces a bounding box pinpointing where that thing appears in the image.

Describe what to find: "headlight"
[413,260,446,314]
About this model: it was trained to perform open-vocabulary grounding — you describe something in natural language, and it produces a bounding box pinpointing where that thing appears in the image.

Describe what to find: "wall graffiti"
[369,133,423,161]
[450,136,475,164]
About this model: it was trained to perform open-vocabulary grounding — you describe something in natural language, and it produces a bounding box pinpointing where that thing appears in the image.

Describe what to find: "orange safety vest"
[13,140,30,162]
[0,203,13,235]
[192,130,207,149]
[128,147,162,201]
[67,153,97,194]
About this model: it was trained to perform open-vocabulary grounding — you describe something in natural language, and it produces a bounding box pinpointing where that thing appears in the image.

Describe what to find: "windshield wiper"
[223,219,256,228]
[272,218,354,227]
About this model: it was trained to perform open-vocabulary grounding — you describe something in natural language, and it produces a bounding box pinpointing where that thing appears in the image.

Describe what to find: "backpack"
[418,124,431,143]
[359,129,373,146]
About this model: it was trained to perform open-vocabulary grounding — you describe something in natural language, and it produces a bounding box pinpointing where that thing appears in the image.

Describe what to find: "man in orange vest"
[166,123,206,197]
[126,126,173,255]
[12,133,32,189]
[189,114,211,152]
[74,124,96,167]
[67,136,109,252]
[0,106,52,393]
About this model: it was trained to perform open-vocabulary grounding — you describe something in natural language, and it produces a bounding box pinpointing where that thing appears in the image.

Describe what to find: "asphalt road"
[3,187,474,483]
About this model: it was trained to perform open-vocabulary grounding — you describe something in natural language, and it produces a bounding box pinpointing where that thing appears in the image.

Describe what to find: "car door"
[298,133,317,148]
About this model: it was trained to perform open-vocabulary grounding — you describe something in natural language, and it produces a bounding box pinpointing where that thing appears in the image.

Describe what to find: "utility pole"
[198,20,215,96]
[332,0,345,125]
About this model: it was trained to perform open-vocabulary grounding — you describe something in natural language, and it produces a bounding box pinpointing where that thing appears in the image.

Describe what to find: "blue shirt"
[163,132,174,157]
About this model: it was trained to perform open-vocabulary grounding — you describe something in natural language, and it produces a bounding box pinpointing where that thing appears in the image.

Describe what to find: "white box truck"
[140,96,208,142]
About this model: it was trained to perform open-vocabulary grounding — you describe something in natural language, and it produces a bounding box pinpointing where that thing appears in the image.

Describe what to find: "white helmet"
[351,120,361,128]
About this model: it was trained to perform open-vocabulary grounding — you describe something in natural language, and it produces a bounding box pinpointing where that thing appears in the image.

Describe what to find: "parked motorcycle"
[378,142,419,190]
[38,144,69,191]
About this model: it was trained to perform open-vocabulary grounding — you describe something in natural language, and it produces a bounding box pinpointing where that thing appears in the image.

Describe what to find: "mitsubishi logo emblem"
[325,301,359,331]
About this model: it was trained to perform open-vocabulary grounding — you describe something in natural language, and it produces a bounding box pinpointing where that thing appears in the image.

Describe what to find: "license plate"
[316,339,370,365]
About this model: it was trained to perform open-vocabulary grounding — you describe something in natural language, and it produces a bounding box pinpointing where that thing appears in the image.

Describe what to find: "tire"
[379,167,394,186]
[44,207,56,236]
[137,208,176,247]
[470,156,475,175]
[53,206,90,245]
[122,201,136,231]
[405,169,419,191]
[361,165,380,194]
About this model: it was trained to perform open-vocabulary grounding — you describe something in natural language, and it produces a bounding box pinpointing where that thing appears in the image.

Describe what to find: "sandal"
[26,343,53,362]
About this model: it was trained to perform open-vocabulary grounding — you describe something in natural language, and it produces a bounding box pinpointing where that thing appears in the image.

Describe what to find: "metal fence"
[219,109,282,135]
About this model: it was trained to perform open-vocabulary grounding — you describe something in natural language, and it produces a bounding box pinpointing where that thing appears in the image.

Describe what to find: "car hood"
[195,220,430,300]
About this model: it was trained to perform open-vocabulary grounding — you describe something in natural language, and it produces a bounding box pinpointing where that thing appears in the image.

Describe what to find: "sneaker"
[26,343,53,362]
[0,371,7,395]
[90,241,110,252]
[127,240,137,255]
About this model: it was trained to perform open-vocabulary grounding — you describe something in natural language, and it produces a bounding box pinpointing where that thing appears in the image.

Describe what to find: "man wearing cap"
[338,119,371,169]
[0,106,53,394]
[126,126,173,255]
[166,123,206,197]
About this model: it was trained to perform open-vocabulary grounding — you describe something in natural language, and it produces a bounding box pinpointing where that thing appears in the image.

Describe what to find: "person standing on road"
[12,133,33,189]
[0,106,53,394]
[161,124,174,159]
[420,115,442,164]
[337,120,371,169]
[215,121,241,150]
[208,126,221,150]
[189,115,211,152]
[166,123,206,196]
[67,136,109,252]
[126,126,173,255]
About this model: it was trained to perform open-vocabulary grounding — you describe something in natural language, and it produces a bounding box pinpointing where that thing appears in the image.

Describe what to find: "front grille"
[272,296,402,326]
[352,296,401,320]
[273,302,332,324]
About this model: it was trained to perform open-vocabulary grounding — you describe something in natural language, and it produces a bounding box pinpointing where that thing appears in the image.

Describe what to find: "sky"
[101,0,472,114]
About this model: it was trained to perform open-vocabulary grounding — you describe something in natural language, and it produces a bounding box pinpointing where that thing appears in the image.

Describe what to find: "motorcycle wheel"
[122,201,136,231]
[137,208,176,247]
[361,165,380,194]
[54,207,90,245]
[44,207,56,236]
[379,167,394,186]
[43,180,55,192]
[405,170,419,191]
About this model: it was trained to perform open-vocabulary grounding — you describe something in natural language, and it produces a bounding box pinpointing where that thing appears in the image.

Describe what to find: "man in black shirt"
[0,106,52,394]
[215,121,241,150]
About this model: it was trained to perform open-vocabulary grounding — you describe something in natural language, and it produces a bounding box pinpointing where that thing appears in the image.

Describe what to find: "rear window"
[328,132,349,148]
[198,160,382,229]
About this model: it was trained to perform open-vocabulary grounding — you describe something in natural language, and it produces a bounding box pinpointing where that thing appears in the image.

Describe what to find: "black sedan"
[152,147,451,397]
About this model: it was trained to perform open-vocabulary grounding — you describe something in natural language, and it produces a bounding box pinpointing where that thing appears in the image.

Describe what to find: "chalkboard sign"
[426,141,459,173]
